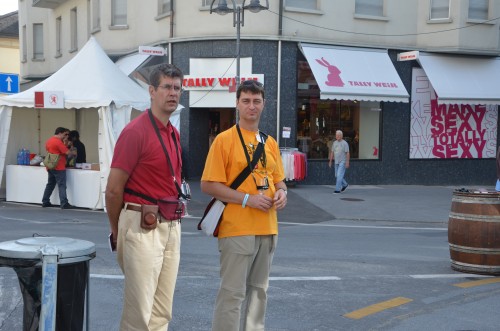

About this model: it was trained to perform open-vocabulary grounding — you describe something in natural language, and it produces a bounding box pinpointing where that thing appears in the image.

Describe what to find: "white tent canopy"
[0,37,150,204]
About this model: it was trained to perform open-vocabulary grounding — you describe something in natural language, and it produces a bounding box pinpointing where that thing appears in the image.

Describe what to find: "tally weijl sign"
[183,76,262,91]
[186,57,264,108]
[301,45,409,102]
[410,68,497,159]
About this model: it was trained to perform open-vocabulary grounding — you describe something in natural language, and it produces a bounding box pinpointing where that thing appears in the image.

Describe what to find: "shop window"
[355,0,384,17]
[430,0,450,19]
[468,0,488,20]
[296,60,380,160]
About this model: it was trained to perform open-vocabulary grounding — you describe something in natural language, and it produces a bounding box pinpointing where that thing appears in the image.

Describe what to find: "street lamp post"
[210,0,269,122]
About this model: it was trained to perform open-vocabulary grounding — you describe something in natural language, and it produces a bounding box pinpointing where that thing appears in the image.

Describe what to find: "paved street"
[1,182,499,330]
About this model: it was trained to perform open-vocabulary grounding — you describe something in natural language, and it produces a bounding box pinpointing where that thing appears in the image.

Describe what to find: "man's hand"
[273,189,287,210]
[247,194,274,212]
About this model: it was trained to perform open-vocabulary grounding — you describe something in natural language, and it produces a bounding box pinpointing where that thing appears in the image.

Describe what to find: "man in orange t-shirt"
[42,127,76,209]
[201,80,287,330]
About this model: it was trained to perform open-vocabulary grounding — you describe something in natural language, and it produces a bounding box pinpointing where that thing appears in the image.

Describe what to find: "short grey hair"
[336,130,343,137]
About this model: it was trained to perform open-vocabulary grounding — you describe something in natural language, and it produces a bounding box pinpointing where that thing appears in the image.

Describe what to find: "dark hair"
[149,64,184,88]
[54,127,69,135]
[237,80,265,100]
[69,130,80,140]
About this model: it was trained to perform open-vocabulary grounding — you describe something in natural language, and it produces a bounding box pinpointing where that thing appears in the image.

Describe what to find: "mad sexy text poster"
[410,68,497,159]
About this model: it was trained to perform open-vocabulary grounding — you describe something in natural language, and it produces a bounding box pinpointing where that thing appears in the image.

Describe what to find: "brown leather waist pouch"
[141,204,159,230]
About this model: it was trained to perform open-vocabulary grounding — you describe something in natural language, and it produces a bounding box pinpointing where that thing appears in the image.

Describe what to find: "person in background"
[69,130,86,163]
[329,130,350,194]
[41,127,76,209]
[201,80,287,331]
[105,64,184,330]
[496,146,500,192]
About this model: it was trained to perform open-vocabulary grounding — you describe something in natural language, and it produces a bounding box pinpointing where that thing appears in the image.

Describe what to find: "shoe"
[61,203,76,209]
[341,184,349,192]
[333,191,341,194]
[42,202,53,208]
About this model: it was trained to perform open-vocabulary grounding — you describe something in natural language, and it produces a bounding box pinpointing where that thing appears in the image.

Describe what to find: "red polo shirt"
[45,136,68,170]
[111,110,182,204]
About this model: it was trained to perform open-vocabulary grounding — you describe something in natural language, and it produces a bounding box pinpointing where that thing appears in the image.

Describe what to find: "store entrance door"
[208,108,235,147]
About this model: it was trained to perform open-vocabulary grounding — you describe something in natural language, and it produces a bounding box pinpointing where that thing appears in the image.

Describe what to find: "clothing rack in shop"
[279,147,307,184]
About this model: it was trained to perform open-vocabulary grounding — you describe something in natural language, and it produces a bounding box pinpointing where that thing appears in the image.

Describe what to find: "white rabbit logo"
[316,57,344,87]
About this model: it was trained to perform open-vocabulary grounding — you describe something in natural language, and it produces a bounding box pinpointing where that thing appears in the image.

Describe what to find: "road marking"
[279,222,447,231]
[89,274,487,281]
[269,276,341,281]
[410,274,492,279]
[90,274,124,279]
[89,274,341,281]
[454,277,500,288]
[343,297,413,319]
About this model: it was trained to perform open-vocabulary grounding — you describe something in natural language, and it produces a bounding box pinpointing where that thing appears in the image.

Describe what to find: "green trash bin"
[0,237,96,331]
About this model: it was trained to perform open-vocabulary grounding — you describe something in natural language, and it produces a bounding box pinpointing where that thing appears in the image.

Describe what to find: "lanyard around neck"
[148,109,188,200]
[236,124,267,186]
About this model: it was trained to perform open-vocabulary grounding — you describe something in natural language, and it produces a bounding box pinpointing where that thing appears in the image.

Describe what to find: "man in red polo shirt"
[105,64,184,330]
[42,127,76,209]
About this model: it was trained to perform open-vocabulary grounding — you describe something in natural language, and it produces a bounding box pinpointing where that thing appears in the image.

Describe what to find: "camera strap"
[148,109,189,200]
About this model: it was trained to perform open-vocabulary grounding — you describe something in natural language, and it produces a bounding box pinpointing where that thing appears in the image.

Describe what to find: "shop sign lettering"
[183,77,259,89]
[348,81,399,88]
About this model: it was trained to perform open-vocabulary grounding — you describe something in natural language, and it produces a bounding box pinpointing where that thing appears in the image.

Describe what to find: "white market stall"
[0,37,149,208]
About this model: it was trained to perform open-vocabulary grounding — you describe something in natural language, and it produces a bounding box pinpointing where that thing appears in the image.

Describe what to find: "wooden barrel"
[448,191,500,275]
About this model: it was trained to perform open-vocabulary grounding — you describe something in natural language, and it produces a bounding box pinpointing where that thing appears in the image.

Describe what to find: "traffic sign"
[0,73,20,94]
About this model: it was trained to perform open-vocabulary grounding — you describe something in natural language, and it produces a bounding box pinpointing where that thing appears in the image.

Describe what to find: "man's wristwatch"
[278,188,287,196]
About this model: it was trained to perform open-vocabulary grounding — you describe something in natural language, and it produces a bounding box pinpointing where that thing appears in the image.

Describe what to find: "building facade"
[17,0,500,185]
[0,11,20,94]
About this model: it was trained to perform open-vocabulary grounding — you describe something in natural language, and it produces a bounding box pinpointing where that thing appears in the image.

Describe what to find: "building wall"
[0,38,20,75]
[173,39,498,185]
[15,1,500,185]
[20,1,500,79]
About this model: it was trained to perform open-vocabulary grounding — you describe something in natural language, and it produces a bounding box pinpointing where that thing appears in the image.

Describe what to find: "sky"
[0,0,18,15]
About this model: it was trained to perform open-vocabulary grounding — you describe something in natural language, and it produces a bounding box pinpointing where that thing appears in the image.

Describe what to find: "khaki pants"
[117,204,181,331]
[212,235,277,331]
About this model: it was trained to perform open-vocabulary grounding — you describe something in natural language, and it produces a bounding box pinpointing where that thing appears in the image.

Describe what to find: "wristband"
[242,193,250,208]
[278,188,287,196]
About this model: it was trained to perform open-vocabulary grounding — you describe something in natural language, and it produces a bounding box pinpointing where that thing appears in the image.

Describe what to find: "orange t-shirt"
[45,136,68,170]
[201,126,285,238]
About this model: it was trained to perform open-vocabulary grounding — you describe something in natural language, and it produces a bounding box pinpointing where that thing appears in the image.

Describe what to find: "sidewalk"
[186,180,479,226]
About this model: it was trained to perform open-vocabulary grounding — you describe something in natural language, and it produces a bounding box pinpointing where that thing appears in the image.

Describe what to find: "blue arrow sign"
[0,73,20,94]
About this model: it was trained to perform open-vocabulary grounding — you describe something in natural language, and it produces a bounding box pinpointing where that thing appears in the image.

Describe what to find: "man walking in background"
[329,130,350,194]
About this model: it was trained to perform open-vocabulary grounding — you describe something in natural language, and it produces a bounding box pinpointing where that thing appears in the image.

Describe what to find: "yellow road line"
[343,297,413,320]
[454,277,500,288]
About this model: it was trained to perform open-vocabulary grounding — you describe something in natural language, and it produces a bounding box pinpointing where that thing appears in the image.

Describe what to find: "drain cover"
[340,198,364,202]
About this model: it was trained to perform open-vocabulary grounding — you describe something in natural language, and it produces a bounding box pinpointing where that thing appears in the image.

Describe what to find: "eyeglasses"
[155,84,184,94]
[241,80,263,87]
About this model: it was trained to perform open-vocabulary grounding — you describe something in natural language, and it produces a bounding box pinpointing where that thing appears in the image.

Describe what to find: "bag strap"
[124,188,158,204]
[231,125,267,190]
[147,109,189,200]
